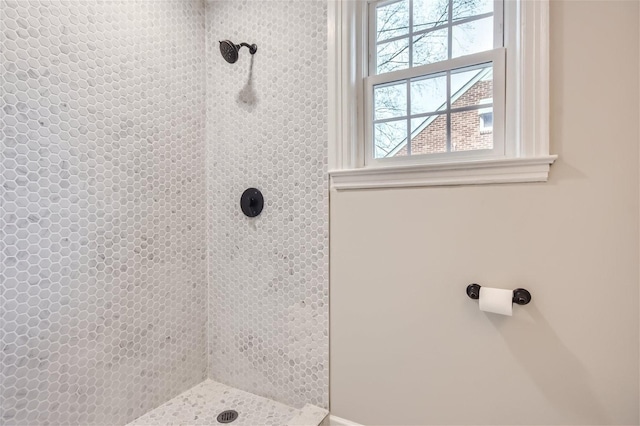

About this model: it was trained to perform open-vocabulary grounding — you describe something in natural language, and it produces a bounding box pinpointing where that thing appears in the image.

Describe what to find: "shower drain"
[217,410,239,423]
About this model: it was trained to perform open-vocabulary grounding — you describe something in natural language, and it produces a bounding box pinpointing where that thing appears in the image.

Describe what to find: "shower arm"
[237,42,258,55]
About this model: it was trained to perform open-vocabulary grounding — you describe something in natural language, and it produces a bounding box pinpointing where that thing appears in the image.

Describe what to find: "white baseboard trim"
[329,414,363,426]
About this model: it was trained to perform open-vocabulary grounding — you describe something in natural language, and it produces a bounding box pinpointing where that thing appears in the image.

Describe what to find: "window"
[368,0,502,163]
[478,98,493,133]
[328,0,556,189]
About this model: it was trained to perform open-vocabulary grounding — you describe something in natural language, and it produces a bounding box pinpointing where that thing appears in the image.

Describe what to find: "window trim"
[328,0,556,190]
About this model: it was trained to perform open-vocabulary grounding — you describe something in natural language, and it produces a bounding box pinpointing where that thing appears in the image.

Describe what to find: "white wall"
[329,1,639,424]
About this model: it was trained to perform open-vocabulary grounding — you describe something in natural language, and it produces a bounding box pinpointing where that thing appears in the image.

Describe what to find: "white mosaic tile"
[2,0,329,423]
[1,1,208,425]
[286,404,329,426]
[127,379,300,426]
[205,0,329,410]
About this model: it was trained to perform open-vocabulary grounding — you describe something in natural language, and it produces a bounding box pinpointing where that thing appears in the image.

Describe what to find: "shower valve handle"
[240,188,264,218]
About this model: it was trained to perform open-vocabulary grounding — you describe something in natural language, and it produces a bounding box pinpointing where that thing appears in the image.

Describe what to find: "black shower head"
[219,40,257,64]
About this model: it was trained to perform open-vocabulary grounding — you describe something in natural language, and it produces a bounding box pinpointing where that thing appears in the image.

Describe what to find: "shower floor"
[127,379,328,426]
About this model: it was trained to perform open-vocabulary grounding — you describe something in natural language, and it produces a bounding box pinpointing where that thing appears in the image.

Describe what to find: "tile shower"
[0,0,328,424]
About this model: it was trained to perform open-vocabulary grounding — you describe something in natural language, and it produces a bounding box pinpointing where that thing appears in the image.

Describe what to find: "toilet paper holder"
[466,283,532,305]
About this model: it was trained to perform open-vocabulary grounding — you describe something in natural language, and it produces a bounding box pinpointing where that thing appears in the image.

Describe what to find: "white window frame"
[328,0,556,189]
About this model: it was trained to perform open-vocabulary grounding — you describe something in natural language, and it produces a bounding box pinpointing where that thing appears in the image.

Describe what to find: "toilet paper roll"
[479,287,513,316]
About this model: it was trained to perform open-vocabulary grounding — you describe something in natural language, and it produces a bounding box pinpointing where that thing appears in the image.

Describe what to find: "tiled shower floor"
[127,380,328,426]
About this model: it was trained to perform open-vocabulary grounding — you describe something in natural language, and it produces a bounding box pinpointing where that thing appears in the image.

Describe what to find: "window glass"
[452,0,493,22]
[452,17,493,58]
[376,38,410,73]
[479,111,493,130]
[410,115,447,155]
[451,109,493,151]
[412,29,448,66]
[372,62,494,159]
[374,120,408,158]
[413,0,449,31]
[374,81,407,120]
[410,74,446,115]
[376,0,410,42]
[374,0,497,75]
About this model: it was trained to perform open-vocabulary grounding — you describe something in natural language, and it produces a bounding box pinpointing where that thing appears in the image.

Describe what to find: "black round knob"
[466,284,481,300]
[240,188,263,217]
[512,288,532,305]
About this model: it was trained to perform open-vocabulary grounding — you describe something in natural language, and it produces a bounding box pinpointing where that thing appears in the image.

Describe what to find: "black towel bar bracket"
[466,283,532,306]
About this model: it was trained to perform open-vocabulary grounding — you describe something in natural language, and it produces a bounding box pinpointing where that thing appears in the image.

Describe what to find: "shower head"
[219,40,257,64]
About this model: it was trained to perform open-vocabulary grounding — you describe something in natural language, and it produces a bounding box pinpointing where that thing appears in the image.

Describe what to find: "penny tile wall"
[1,1,208,424]
[205,0,329,410]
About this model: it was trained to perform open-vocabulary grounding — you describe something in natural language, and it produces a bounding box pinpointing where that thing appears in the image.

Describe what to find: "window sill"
[329,155,557,190]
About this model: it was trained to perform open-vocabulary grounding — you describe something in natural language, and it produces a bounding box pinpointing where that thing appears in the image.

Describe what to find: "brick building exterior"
[393,77,493,157]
